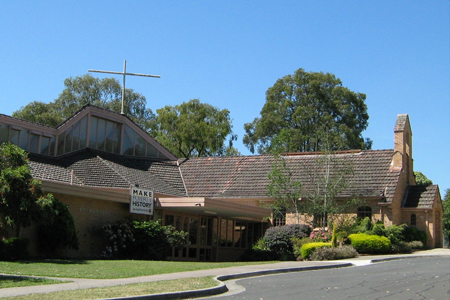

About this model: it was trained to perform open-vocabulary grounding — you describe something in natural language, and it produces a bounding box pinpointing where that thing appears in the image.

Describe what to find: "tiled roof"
[179,150,401,200]
[29,147,402,201]
[403,185,438,209]
[28,149,187,197]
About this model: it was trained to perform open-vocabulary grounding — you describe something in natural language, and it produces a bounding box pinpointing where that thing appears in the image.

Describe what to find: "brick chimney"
[392,114,415,184]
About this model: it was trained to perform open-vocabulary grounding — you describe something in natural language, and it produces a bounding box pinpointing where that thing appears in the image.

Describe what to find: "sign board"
[130,187,154,215]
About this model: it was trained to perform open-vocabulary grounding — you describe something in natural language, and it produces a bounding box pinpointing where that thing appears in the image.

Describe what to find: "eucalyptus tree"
[244,68,372,154]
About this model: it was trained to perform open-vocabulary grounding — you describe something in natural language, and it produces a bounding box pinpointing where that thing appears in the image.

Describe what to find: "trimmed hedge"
[348,233,391,254]
[301,242,332,259]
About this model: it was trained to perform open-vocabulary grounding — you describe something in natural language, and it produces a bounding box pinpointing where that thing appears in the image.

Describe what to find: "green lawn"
[0,275,64,289]
[0,259,274,279]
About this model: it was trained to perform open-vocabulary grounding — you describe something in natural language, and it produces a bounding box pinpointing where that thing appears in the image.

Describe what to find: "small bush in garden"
[300,242,332,259]
[383,224,406,245]
[292,237,313,258]
[264,224,312,255]
[309,228,331,242]
[403,226,427,245]
[241,238,278,261]
[101,219,188,260]
[407,240,424,250]
[0,237,29,260]
[391,241,413,254]
[309,245,358,261]
[348,233,391,254]
[355,217,373,233]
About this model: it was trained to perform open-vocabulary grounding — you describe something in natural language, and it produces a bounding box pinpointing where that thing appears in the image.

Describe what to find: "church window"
[29,134,40,153]
[357,206,372,220]
[410,214,417,226]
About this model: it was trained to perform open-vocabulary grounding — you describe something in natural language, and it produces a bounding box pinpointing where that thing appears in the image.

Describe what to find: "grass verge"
[9,277,218,300]
[0,259,274,279]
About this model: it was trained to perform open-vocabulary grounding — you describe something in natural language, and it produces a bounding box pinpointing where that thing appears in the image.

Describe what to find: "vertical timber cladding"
[130,187,154,215]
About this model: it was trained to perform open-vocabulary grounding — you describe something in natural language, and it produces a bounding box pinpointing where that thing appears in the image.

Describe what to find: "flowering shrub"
[309,228,332,242]
[101,219,136,259]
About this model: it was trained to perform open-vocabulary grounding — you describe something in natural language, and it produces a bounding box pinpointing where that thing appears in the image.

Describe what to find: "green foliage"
[309,245,358,261]
[11,101,63,127]
[332,216,358,246]
[263,224,312,256]
[37,196,79,256]
[13,74,153,130]
[331,226,337,247]
[101,219,188,260]
[414,171,433,186]
[355,217,373,233]
[443,189,450,246]
[300,242,332,259]
[240,238,278,261]
[0,237,29,260]
[243,68,371,154]
[383,224,407,245]
[0,143,53,236]
[0,143,77,252]
[348,233,391,254]
[266,155,303,223]
[292,236,315,258]
[153,99,237,158]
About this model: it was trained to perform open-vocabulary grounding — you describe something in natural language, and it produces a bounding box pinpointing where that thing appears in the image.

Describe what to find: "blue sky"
[1,1,449,194]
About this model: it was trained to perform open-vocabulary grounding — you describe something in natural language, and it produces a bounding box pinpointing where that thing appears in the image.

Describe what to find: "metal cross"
[88,60,160,115]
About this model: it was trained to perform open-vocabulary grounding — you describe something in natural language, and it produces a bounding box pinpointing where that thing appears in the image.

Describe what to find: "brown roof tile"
[180,150,400,200]
[403,185,438,209]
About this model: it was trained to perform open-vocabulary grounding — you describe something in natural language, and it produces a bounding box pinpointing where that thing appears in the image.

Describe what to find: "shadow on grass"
[14,259,89,265]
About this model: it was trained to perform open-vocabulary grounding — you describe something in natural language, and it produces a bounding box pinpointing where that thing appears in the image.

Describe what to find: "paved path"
[1,248,449,299]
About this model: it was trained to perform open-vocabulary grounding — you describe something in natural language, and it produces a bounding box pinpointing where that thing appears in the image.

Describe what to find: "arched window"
[357,206,372,220]
[410,214,417,226]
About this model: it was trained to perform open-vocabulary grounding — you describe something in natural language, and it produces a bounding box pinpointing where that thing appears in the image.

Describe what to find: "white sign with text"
[130,187,154,215]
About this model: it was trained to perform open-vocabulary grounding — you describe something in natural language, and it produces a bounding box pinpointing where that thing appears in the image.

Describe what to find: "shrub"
[403,226,427,245]
[309,245,358,261]
[384,224,406,245]
[391,240,425,254]
[300,242,332,259]
[309,228,331,241]
[241,238,279,261]
[37,197,78,256]
[101,219,188,260]
[391,241,413,254]
[408,240,424,250]
[348,233,391,254]
[264,224,312,255]
[0,237,29,260]
[355,217,373,233]
[292,237,314,258]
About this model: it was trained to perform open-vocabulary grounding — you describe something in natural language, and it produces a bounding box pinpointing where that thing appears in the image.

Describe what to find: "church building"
[0,105,443,261]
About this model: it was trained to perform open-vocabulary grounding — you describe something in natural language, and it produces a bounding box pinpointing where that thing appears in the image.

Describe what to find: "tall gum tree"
[244,68,372,154]
[153,99,238,158]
